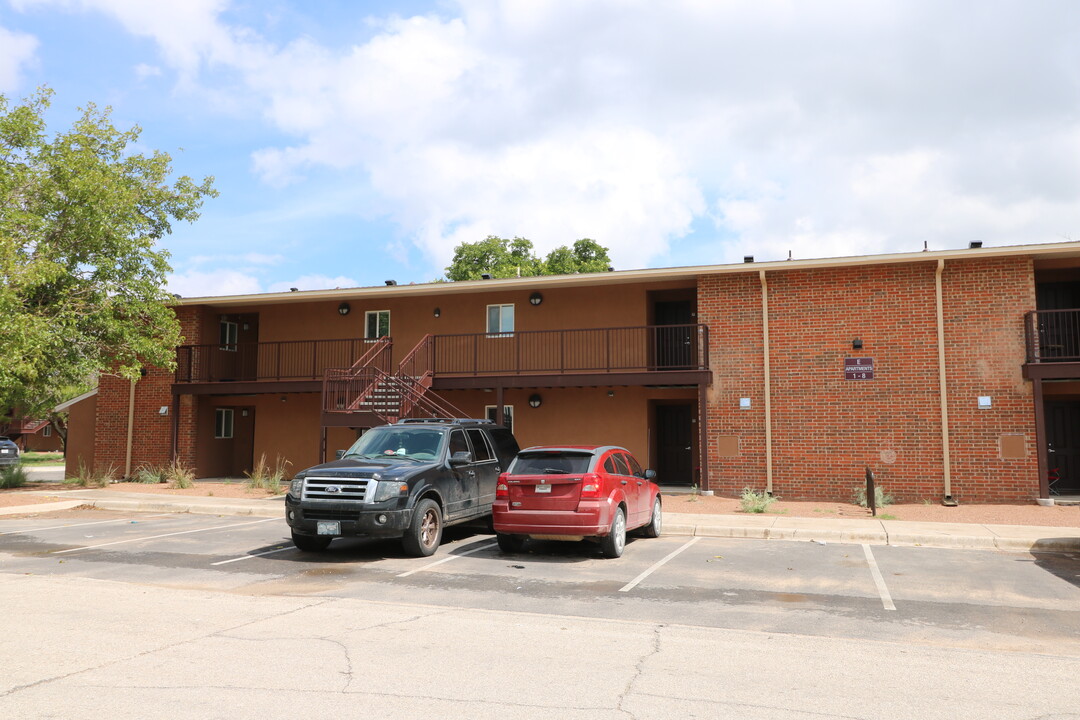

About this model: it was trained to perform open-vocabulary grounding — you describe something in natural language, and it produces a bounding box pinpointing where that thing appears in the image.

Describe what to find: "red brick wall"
[700,257,1038,503]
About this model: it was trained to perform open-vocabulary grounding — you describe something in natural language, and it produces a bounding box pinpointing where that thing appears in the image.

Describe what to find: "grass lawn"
[18,451,65,466]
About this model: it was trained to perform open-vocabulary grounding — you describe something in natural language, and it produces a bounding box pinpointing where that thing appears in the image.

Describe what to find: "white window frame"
[486,304,514,337]
[214,408,234,439]
[485,404,514,433]
[365,310,391,340]
[42,425,52,437]
[219,320,238,352]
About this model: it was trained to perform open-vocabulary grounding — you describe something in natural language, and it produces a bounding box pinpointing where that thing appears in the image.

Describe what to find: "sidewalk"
[4,487,1079,552]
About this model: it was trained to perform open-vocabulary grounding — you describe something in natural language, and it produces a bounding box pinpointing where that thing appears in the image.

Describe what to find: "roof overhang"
[173,240,1080,308]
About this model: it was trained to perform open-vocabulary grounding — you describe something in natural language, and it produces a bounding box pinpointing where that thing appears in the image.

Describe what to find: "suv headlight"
[372,479,409,502]
[289,474,305,497]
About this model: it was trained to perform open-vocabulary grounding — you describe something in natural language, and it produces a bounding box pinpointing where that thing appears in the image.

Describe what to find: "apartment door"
[655,403,694,486]
[1046,400,1080,494]
[654,300,695,369]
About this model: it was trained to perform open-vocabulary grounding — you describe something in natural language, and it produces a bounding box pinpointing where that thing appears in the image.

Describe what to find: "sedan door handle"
[621,480,628,485]
[636,481,643,486]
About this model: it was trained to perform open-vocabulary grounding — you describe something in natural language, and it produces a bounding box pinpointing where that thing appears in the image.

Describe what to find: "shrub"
[0,463,29,489]
[65,462,116,488]
[853,485,894,509]
[739,487,776,513]
[164,459,195,489]
[132,465,167,484]
[245,454,290,494]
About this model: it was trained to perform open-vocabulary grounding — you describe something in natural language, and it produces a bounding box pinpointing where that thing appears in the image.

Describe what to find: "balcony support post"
[1034,377,1049,499]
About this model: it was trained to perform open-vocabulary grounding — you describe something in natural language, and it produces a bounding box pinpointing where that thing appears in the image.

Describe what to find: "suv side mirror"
[335,449,346,460]
[450,451,473,466]
[643,469,656,480]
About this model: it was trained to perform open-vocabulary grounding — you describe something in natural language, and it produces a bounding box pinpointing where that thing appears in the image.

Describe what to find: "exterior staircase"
[321,335,465,427]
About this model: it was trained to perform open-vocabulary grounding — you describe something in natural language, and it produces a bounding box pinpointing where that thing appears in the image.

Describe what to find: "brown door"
[654,300,695,369]
[656,403,694,486]
[232,407,256,478]
[1046,400,1080,494]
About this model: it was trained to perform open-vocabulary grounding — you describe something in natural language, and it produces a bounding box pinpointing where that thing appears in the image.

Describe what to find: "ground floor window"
[486,404,513,433]
[42,425,52,437]
[215,408,234,439]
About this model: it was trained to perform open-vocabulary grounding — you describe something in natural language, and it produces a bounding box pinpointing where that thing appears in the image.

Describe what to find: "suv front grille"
[302,476,372,502]
[303,508,362,522]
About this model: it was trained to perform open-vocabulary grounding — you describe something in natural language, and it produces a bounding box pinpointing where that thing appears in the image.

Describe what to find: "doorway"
[653,299,696,370]
[655,403,694,486]
[1046,400,1080,494]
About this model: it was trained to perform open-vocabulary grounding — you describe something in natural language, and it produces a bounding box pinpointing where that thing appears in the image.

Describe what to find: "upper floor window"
[365,310,390,340]
[219,320,238,351]
[487,304,514,336]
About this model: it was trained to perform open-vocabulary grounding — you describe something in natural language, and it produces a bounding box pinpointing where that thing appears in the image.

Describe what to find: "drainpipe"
[125,378,137,479]
[935,259,956,505]
[760,271,774,495]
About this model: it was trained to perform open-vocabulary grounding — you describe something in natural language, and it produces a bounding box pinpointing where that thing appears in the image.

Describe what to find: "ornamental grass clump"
[245,454,290,494]
[853,485,894,509]
[739,487,776,513]
[0,463,28,489]
[132,464,167,484]
[164,459,195,489]
[65,461,115,488]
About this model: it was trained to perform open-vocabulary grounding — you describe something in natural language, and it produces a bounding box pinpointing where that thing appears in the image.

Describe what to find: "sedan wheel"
[600,507,627,558]
[640,497,662,538]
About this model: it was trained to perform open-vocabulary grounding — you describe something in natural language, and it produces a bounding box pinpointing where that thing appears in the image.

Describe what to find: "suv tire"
[402,498,443,557]
[292,532,332,552]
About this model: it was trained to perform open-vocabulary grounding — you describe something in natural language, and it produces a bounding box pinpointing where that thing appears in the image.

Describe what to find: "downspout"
[935,259,956,504]
[125,378,137,479]
[760,271,774,495]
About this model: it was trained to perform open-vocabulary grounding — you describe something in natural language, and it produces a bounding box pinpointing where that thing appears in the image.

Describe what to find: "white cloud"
[27,0,1080,269]
[134,62,161,79]
[0,25,39,91]
[167,269,263,298]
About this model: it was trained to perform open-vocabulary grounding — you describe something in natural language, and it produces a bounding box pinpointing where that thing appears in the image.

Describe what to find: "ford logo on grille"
[325,485,341,493]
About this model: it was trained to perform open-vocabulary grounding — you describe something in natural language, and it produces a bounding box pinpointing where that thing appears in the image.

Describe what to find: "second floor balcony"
[173,324,711,391]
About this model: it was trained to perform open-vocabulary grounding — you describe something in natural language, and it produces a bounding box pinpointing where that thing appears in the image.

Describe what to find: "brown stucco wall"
[64,394,97,478]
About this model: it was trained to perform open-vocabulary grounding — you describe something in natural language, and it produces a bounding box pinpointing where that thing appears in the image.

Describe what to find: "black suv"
[0,436,19,467]
[285,419,520,556]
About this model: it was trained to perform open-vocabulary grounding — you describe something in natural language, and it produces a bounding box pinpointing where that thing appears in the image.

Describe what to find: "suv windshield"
[510,451,593,475]
[343,427,445,462]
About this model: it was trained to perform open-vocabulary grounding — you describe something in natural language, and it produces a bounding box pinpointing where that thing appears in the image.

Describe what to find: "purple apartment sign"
[844,357,874,380]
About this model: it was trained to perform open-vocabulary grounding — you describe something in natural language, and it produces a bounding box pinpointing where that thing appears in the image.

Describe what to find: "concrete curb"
[4,494,1079,552]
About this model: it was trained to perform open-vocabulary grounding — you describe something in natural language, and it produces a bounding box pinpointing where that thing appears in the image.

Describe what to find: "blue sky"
[2,1,1078,297]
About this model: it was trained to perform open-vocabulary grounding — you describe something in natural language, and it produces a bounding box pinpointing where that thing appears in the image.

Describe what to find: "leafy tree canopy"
[0,87,217,412]
[444,236,612,281]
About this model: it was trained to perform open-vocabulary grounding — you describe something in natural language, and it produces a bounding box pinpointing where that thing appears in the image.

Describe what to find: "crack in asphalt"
[614,622,664,720]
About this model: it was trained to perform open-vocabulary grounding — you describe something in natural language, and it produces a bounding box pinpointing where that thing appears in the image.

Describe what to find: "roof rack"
[396,418,494,425]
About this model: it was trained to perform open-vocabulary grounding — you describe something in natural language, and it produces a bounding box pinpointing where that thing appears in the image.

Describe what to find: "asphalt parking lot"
[3,508,1079,654]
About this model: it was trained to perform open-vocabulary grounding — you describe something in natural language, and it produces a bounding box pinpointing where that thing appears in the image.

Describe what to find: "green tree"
[444,236,612,280]
[0,87,217,412]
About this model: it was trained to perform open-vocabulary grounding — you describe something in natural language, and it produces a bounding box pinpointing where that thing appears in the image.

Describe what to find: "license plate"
[0,449,8,454]
[534,484,551,494]
[317,521,340,535]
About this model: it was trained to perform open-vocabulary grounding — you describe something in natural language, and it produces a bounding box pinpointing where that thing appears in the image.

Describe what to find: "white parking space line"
[211,546,293,566]
[51,518,277,554]
[0,514,168,536]
[396,541,497,577]
[619,537,702,593]
[862,543,897,611]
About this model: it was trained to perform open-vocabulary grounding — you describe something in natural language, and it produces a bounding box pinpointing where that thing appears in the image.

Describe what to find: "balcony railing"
[1025,310,1080,363]
[423,324,709,376]
[175,338,374,383]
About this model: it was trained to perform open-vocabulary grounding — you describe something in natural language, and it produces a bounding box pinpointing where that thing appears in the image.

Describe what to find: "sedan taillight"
[496,472,510,499]
[579,473,602,498]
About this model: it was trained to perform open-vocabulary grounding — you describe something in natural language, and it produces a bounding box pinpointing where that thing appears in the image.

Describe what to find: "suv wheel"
[599,506,626,559]
[292,532,332,552]
[402,499,443,557]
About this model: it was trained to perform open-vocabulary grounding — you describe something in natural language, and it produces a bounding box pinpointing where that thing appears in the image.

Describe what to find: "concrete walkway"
[3,488,1079,552]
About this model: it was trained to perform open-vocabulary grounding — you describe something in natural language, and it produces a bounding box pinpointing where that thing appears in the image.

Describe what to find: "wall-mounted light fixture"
[338,302,351,316]
[433,307,441,318]
[852,338,863,350]
[607,390,615,398]
[529,292,543,306]
[528,393,542,408]
[280,396,287,403]
[158,406,169,416]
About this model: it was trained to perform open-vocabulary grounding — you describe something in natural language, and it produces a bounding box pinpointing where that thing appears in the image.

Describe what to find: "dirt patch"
[663,494,1080,527]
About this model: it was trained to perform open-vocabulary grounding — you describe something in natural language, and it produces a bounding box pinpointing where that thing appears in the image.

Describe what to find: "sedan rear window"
[510,452,593,475]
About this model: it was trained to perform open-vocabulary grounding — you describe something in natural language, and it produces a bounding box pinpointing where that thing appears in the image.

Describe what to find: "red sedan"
[493,445,661,558]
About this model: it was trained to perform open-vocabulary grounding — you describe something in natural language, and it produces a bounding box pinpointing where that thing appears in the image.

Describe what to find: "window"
[465,429,494,462]
[448,429,469,459]
[42,425,52,437]
[486,304,514,336]
[485,405,513,433]
[626,453,644,477]
[365,310,390,339]
[219,320,238,351]
[613,453,631,476]
[214,408,234,439]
